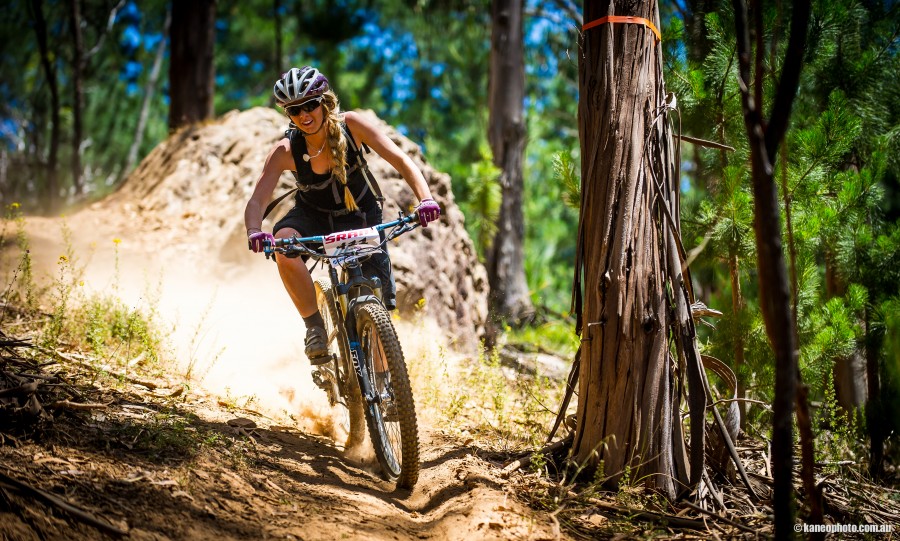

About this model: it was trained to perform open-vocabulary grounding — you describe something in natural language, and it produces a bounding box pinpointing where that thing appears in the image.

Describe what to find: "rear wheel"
[314,279,366,448]
[356,302,419,488]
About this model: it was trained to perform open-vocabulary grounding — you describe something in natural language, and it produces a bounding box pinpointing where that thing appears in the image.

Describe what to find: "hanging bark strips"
[572,0,708,499]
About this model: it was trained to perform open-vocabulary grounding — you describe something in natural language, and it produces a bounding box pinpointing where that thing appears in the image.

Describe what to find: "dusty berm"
[108,107,489,351]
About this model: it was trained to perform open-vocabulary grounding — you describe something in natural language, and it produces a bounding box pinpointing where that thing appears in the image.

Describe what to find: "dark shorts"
[274,203,396,311]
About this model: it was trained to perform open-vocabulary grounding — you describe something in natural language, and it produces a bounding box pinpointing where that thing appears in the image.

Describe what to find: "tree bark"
[124,7,171,179]
[732,0,810,537]
[782,136,825,533]
[69,0,85,197]
[573,0,704,500]
[729,254,747,428]
[30,0,61,211]
[487,0,533,325]
[865,310,884,478]
[168,0,217,131]
[683,0,716,61]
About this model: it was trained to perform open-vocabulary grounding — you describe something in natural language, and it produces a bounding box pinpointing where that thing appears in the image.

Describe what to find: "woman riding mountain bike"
[244,65,441,363]
[263,213,425,487]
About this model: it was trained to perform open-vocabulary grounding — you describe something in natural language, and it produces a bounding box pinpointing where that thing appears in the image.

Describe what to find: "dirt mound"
[107,107,488,350]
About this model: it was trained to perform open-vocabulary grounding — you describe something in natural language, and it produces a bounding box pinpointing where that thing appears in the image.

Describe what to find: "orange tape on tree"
[582,15,661,43]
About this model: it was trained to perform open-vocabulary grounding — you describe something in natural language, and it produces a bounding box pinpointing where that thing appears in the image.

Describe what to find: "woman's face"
[288,98,325,134]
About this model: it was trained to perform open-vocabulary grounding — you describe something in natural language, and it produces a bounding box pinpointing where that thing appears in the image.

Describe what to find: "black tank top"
[286,124,377,213]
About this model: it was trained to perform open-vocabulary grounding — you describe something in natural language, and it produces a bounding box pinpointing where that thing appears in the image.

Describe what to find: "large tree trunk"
[487,0,533,325]
[573,0,706,499]
[732,0,811,537]
[30,0,60,211]
[69,0,85,197]
[683,0,716,60]
[168,0,216,131]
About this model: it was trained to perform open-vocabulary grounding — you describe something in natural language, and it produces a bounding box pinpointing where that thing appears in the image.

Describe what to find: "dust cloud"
[123,249,341,430]
[3,225,455,441]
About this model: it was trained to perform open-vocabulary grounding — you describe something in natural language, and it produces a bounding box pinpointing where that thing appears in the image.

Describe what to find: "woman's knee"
[274,228,297,240]
[272,229,306,271]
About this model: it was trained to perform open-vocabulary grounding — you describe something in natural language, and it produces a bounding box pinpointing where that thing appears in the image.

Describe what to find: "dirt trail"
[0,371,557,541]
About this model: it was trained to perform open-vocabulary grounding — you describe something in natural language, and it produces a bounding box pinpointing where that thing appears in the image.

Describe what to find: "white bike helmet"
[273,66,330,105]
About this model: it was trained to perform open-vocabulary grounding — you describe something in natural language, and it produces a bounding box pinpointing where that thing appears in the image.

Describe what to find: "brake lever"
[263,239,276,262]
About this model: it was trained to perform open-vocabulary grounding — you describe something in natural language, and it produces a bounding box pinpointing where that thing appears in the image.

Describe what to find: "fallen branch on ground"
[588,499,708,530]
[501,433,574,477]
[0,468,128,536]
[47,400,109,411]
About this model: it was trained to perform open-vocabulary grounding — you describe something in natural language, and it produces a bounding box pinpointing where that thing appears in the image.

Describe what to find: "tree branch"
[85,0,127,60]
[753,0,765,116]
[764,0,811,159]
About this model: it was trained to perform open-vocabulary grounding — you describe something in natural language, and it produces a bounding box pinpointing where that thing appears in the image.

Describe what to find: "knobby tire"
[356,302,420,489]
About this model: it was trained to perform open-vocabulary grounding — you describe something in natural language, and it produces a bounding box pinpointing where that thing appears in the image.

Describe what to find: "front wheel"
[355,303,419,488]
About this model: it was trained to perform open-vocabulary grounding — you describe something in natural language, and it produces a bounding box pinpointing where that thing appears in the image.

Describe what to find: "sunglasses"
[284,98,322,116]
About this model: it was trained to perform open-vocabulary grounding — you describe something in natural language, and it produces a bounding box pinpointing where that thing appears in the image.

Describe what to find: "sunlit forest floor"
[3,261,900,541]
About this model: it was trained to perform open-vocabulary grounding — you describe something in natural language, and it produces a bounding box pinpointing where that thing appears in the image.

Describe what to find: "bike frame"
[265,213,419,408]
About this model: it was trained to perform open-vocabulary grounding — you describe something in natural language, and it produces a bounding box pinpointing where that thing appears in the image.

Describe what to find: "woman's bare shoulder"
[267,136,295,171]
[343,110,376,131]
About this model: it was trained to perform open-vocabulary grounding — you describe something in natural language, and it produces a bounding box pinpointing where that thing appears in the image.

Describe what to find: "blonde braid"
[321,90,358,211]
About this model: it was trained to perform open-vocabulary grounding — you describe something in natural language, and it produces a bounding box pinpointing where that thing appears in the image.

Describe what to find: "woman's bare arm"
[344,111,433,203]
[244,138,295,232]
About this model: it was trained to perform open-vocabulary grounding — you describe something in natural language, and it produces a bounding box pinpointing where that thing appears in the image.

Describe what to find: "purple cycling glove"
[248,231,275,253]
[416,198,441,228]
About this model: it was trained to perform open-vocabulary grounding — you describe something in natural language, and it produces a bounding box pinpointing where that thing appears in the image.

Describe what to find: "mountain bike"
[263,213,421,489]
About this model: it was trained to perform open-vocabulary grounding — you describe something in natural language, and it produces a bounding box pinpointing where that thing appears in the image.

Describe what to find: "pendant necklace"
[303,139,326,162]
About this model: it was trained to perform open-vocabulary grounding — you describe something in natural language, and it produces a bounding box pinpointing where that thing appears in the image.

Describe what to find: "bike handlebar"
[262,212,421,260]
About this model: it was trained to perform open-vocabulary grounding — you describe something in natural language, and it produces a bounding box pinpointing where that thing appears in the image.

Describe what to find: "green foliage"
[507,318,579,357]
[699,165,755,260]
[876,296,900,426]
[815,377,866,465]
[800,286,866,396]
[71,293,164,366]
[522,144,579,312]
[4,217,167,370]
[456,146,501,257]
[11,204,37,311]
[435,341,565,451]
[4,0,899,469]
[676,0,900,462]
[554,151,580,210]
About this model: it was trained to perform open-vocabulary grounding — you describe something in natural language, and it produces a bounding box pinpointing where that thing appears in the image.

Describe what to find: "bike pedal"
[308,353,331,366]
